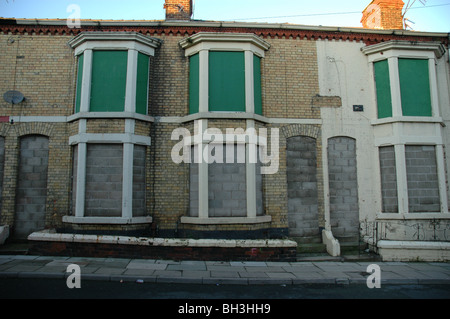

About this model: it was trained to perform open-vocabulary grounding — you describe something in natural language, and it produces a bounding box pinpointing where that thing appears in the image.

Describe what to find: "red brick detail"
[28,241,297,262]
[0,21,447,46]
[361,0,405,30]
[164,0,192,21]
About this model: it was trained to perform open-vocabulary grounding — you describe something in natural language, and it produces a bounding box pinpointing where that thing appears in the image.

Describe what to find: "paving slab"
[94,267,125,275]
[126,261,168,270]
[153,270,182,277]
[210,271,240,278]
[182,270,211,278]
[0,255,448,286]
[166,263,207,271]
[123,269,156,276]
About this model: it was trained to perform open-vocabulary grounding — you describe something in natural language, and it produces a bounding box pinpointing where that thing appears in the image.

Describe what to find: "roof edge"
[1,17,448,38]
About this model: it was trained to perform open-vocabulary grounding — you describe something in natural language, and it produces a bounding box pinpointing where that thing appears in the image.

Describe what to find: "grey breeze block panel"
[286,136,319,238]
[15,135,49,239]
[328,136,359,239]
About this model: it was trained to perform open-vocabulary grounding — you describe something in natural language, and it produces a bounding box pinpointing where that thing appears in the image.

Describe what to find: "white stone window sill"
[180,215,271,225]
[67,112,155,123]
[376,213,450,220]
[62,216,153,224]
[370,116,443,126]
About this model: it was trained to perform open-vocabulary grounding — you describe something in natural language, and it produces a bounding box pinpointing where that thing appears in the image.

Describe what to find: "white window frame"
[180,119,271,225]
[362,40,445,123]
[179,32,270,114]
[69,32,161,116]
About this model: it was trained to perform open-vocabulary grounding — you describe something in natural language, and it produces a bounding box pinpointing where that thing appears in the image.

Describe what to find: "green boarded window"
[75,53,84,113]
[374,60,392,119]
[399,58,432,117]
[254,55,262,115]
[90,50,128,112]
[136,52,150,115]
[189,53,199,114]
[209,51,245,112]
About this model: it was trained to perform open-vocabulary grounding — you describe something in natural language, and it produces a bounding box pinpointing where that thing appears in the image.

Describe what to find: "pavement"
[1,254,449,285]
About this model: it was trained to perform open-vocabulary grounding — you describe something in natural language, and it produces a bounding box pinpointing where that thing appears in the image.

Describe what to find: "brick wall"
[0,35,75,116]
[0,30,324,242]
[263,37,321,119]
[164,0,193,20]
[362,0,404,30]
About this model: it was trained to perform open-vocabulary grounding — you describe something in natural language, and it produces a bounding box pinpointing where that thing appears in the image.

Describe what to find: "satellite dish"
[3,90,25,104]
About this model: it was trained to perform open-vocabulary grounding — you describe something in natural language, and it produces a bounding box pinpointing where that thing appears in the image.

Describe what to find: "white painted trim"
[74,41,156,57]
[376,213,450,219]
[69,32,161,56]
[80,49,92,113]
[75,142,87,218]
[155,113,322,124]
[199,50,209,113]
[362,40,445,59]
[78,119,87,133]
[62,216,153,224]
[322,132,331,230]
[180,215,272,225]
[371,116,444,126]
[388,57,402,117]
[67,112,154,122]
[69,133,151,146]
[428,58,441,118]
[196,119,208,219]
[124,119,135,134]
[8,114,321,125]
[246,119,257,218]
[179,32,270,58]
[125,49,138,113]
[9,116,67,123]
[394,144,408,214]
[245,51,255,114]
[435,145,449,214]
[122,143,134,219]
[29,230,294,248]
[377,240,450,249]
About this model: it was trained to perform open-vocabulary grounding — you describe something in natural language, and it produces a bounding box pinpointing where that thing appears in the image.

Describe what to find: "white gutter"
[7,18,449,39]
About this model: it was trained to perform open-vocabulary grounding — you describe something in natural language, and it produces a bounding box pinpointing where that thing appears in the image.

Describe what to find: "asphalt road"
[1,278,450,300]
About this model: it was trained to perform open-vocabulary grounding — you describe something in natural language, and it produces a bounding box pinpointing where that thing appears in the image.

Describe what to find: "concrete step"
[0,241,29,255]
[296,251,381,262]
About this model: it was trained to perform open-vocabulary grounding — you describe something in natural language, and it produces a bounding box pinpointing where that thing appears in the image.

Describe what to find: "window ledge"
[67,112,154,123]
[177,112,268,123]
[376,213,450,220]
[371,116,443,126]
[62,216,152,225]
[180,215,272,225]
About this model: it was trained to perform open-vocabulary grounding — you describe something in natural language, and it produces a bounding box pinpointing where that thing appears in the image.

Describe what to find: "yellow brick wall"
[0,30,325,239]
[0,34,75,116]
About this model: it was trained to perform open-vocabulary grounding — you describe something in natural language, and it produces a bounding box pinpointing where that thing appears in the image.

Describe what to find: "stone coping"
[378,240,450,250]
[28,230,297,248]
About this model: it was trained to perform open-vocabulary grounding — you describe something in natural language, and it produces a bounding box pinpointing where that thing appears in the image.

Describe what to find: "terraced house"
[0,0,449,261]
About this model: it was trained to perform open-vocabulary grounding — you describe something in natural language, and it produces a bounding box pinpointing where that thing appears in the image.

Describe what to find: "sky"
[0,0,449,32]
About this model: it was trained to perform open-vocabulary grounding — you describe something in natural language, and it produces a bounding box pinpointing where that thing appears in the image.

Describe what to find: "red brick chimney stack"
[361,0,405,30]
[164,0,193,21]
